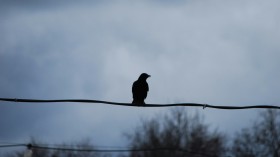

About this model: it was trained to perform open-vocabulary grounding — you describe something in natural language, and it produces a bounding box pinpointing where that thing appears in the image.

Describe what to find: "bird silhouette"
[132,73,150,105]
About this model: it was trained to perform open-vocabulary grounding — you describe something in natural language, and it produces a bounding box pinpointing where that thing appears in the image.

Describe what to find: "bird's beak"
[148,75,151,77]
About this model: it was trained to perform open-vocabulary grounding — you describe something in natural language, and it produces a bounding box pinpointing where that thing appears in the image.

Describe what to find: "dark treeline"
[5,109,280,157]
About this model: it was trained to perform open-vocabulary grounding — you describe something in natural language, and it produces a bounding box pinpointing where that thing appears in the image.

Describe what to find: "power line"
[0,98,279,110]
[0,143,218,157]
[0,144,26,148]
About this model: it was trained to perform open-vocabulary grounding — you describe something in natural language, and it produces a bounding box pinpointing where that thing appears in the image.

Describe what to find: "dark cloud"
[0,0,103,8]
[0,0,280,154]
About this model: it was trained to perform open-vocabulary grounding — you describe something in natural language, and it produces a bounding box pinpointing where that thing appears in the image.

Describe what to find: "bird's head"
[139,73,151,80]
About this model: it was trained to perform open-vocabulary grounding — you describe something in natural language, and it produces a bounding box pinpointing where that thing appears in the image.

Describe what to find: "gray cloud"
[0,0,280,153]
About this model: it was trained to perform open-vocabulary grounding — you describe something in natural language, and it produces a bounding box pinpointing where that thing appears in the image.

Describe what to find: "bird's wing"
[132,81,137,93]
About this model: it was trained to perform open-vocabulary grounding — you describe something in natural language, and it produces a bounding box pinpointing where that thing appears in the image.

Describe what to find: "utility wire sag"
[0,98,279,110]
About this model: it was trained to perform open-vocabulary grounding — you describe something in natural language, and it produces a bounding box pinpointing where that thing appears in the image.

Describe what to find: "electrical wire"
[0,143,218,157]
[0,144,26,148]
[0,98,279,110]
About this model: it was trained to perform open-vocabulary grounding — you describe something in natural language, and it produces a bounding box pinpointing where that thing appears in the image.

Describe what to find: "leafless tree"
[231,109,280,157]
[124,108,227,157]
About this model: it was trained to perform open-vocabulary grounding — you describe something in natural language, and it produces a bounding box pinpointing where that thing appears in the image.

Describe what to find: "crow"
[132,73,150,105]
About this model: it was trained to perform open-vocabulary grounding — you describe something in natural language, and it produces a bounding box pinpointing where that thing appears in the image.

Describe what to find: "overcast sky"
[1,0,280,154]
